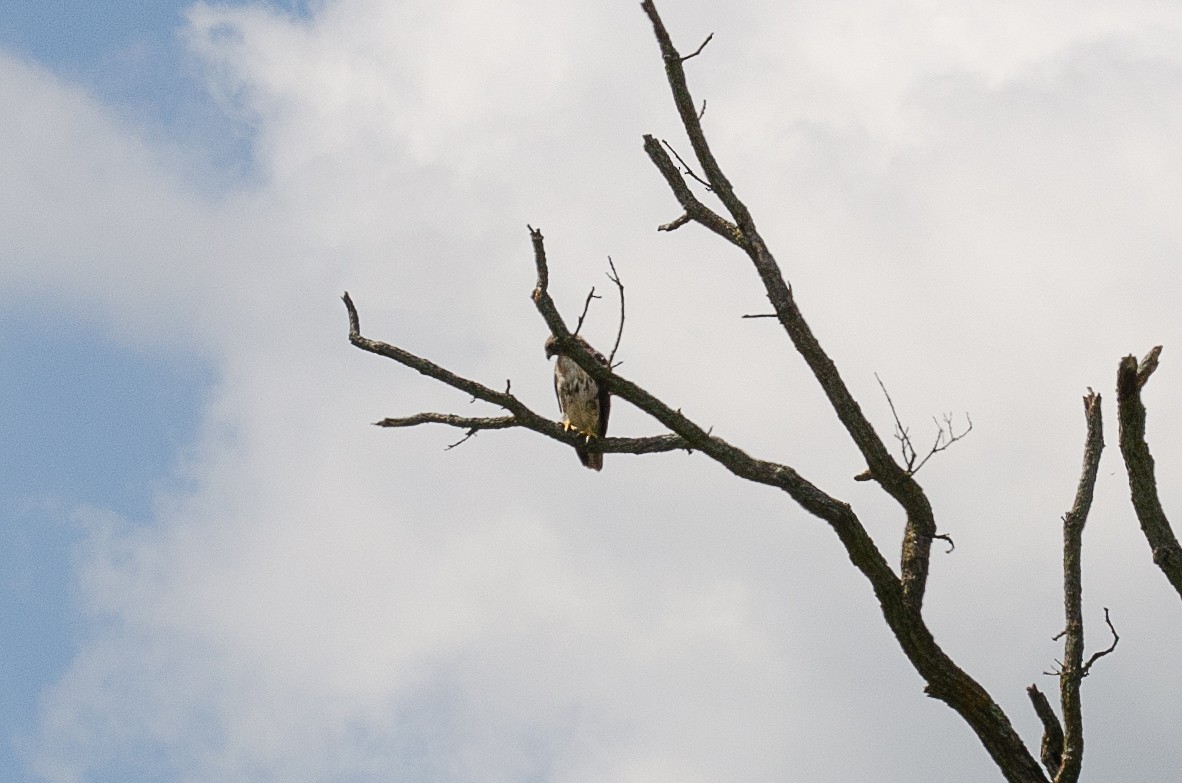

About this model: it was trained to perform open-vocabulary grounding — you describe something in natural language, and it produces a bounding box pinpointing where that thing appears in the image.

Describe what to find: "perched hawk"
[545,334,611,471]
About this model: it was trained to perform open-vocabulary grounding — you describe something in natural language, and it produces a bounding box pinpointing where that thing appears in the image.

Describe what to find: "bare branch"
[1116,346,1182,600]
[658,212,692,232]
[1136,344,1162,388]
[639,4,1044,777]
[641,1,754,233]
[643,0,946,616]
[741,313,778,319]
[876,373,917,471]
[875,374,972,476]
[376,412,517,430]
[909,413,973,476]
[1026,685,1064,776]
[345,290,690,461]
[606,257,626,367]
[574,286,601,335]
[644,135,743,244]
[1051,388,1104,783]
[680,31,713,62]
[662,139,714,191]
[1081,608,1119,676]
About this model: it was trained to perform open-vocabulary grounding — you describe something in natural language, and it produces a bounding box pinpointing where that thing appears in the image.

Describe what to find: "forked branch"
[640,0,941,615]
[342,291,688,459]
[344,4,1058,780]
[875,374,972,476]
[638,2,1045,778]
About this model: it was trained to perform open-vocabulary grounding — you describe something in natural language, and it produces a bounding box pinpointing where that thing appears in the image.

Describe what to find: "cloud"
[8,0,1182,781]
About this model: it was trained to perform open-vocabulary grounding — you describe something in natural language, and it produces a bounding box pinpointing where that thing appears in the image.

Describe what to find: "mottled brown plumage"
[545,334,611,470]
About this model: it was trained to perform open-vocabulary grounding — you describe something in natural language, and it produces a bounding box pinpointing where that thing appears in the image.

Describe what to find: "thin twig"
[680,31,713,62]
[644,136,741,244]
[607,257,626,367]
[662,139,713,191]
[875,373,917,470]
[874,374,972,476]
[1081,608,1119,676]
[909,413,973,475]
[446,430,480,450]
[741,313,778,319]
[574,286,600,335]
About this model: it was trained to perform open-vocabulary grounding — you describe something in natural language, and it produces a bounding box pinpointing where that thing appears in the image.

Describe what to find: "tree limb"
[1116,346,1182,599]
[1053,389,1105,783]
[343,292,689,459]
[640,1,939,615]
[643,135,740,243]
[528,223,1047,782]
[638,3,1044,779]
[1026,684,1064,776]
[573,286,600,336]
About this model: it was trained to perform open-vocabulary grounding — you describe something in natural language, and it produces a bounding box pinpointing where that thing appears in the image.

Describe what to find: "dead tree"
[343,3,1120,780]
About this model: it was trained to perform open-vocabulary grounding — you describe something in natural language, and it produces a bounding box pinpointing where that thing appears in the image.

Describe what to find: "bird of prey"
[545,334,611,471]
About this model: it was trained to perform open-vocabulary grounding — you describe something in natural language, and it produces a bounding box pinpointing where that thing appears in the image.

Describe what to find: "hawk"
[545,334,611,471]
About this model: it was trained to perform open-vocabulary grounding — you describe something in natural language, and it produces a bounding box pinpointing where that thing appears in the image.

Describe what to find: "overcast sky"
[3,1,1182,781]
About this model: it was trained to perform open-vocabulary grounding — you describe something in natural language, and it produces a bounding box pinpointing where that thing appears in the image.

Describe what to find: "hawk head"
[544,334,601,362]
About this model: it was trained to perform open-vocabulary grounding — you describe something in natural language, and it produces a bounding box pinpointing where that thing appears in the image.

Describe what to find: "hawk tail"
[577,446,603,471]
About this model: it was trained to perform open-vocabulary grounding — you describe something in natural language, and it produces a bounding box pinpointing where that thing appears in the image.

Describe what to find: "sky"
[2,1,1182,781]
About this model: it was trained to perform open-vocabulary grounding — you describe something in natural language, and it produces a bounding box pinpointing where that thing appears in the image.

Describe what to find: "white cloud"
[8,0,1182,780]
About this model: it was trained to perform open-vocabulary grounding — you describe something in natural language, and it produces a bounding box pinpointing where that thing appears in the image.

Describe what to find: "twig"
[697,99,707,120]
[574,286,600,335]
[933,533,955,554]
[1081,608,1119,676]
[644,136,741,244]
[741,313,778,319]
[680,31,713,62]
[446,430,480,450]
[605,257,626,367]
[662,139,714,191]
[909,413,973,475]
[874,374,971,476]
